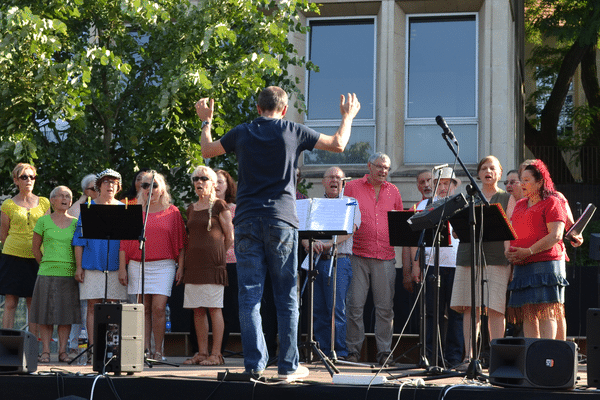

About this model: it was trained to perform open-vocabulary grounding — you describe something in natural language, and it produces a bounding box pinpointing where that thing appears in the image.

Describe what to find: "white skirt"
[127,259,176,296]
[183,284,224,308]
[79,269,127,301]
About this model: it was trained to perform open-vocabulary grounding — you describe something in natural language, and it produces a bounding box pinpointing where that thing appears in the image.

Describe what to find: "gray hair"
[368,152,390,165]
[49,185,72,200]
[80,174,97,192]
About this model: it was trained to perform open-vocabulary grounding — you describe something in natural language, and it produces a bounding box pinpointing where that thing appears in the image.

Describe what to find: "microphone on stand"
[436,115,458,145]
[433,163,448,171]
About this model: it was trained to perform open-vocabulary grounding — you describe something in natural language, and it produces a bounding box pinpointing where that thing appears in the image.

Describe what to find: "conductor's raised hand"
[195,98,214,122]
[339,93,361,119]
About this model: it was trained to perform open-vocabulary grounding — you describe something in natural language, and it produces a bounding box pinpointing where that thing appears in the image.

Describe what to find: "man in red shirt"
[343,152,403,366]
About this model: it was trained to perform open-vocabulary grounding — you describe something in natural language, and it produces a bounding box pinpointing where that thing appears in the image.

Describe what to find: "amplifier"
[93,303,144,375]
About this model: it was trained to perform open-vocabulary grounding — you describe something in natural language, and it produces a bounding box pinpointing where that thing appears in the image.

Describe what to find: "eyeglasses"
[19,175,36,181]
[325,175,343,180]
[85,187,96,192]
[192,176,210,182]
[102,180,118,185]
[504,180,520,186]
[140,182,159,190]
[371,163,390,171]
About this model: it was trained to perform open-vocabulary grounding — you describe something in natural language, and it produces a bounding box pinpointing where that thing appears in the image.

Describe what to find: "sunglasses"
[504,180,519,186]
[140,182,159,190]
[19,175,36,181]
[192,176,210,182]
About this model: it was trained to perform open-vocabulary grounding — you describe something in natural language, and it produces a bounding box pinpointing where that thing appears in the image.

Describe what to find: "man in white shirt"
[409,167,463,367]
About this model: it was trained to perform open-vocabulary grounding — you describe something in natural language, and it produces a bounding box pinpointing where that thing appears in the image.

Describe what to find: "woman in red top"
[118,171,186,360]
[505,160,568,339]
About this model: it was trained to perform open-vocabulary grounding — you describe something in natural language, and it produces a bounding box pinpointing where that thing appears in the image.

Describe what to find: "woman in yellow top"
[0,163,50,330]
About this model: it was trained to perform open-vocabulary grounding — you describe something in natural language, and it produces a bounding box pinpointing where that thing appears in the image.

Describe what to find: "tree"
[0,0,318,205]
[525,0,600,183]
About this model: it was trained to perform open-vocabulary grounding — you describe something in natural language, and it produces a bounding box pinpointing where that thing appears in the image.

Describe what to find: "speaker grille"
[525,340,574,388]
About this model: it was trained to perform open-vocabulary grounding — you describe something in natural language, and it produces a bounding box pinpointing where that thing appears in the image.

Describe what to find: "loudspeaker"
[0,328,38,374]
[589,233,600,261]
[489,337,577,389]
[93,303,144,374]
[587,308,600,386]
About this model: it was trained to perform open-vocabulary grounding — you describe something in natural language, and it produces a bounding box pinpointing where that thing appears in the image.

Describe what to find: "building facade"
[288,0,525,208]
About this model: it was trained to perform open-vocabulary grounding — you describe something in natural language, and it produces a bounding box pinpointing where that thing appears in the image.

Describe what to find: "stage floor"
[3,353,600,400]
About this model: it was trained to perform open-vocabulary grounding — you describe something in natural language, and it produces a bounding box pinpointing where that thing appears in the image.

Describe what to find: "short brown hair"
[257,86,288,112]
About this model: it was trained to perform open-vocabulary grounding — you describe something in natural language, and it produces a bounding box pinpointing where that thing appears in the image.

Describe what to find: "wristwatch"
[201,120,211,129]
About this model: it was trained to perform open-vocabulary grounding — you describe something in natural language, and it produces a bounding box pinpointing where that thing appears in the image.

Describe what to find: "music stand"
[297,198,356,376]
[388,210,452,374]
[76,203,143,370]
[448,203,515,378]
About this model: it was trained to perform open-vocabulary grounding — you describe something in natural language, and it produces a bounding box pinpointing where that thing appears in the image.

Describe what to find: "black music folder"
[388,210,450,247]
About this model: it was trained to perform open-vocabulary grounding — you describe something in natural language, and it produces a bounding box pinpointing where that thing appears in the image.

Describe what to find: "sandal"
[182,352,208,365]
[199,354,225,366]
[59,352,72,363]
[38,352,50,363]
[153,351,164,361]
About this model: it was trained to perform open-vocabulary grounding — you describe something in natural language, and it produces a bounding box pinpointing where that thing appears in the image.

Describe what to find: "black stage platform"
[2,356,599,400]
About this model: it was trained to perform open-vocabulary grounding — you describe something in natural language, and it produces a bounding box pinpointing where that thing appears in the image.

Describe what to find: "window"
[405,15,478,164]
[304,18,376,165]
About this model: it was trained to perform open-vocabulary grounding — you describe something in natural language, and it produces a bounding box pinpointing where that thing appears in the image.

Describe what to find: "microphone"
[436,115,458,145]
[341,177,353,181]
[433,164,448,171]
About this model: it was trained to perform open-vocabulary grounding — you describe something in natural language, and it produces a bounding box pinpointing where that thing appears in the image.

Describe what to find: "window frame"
[304,16,377,166]
[403,13,479,165]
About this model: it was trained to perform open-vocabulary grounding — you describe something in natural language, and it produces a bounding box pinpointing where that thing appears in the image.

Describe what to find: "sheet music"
[565,203,596,240]
[296,198,355,233]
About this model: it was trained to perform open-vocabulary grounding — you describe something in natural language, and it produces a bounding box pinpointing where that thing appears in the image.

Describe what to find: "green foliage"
[0,0,318,204]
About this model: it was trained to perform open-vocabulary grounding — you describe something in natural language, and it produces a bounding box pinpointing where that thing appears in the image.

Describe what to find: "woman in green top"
[30,186,80,363]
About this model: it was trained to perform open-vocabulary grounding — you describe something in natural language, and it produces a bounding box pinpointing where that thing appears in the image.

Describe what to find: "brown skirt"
[29,275,81,325]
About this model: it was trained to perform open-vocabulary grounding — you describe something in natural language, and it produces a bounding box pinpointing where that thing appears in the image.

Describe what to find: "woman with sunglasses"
[0,163,50,331]
[182,166,233,366]
[118,171,186,360]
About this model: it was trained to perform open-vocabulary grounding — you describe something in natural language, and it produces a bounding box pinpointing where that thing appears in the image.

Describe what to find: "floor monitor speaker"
[489,337,577,389]
[0,328,38,374]
[587,308,600,387]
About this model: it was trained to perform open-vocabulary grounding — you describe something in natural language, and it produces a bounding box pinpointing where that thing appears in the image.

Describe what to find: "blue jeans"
[235,217,299,375]
[314,256,352,357]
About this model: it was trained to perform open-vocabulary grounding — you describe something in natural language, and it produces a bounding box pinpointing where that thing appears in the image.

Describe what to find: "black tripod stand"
[297,197,357,376]
[137,172,178,368]
[71,201,144,374]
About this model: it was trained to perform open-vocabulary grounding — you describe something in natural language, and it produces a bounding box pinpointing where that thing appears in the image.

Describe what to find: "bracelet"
[529,248,534,255]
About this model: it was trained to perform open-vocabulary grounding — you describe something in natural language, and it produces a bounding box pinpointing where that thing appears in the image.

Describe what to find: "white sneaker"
[278,365,309,382]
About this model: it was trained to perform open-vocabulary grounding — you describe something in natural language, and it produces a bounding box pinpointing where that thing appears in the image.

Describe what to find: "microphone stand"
[439,122,489,380]
[138,172,178,367]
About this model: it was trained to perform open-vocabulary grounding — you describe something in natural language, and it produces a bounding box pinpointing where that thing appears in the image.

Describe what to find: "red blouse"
[120,205,187,262]
[510,195,567,264]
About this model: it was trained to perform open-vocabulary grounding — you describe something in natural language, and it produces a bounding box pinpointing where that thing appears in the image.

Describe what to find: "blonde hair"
[191,166,217,231]
[12,163,36,180]
[136,171,172,208]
